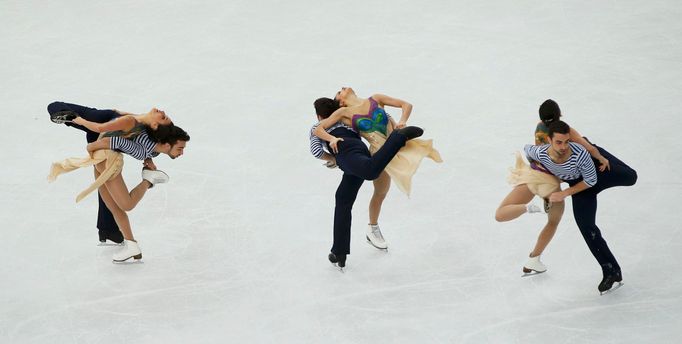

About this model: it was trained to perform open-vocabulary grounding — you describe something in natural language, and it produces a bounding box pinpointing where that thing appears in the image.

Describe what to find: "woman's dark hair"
[539,99,561,125]
[548,120,570,138]
[146,124,190,146]
[314,97,340,119]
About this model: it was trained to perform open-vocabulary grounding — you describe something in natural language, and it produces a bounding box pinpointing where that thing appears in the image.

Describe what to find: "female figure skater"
[495,99,610,275]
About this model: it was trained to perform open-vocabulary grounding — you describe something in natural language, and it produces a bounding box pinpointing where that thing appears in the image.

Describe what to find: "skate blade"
[112,254,143,264]
[599,282,624,296]
[329,263,345,273]
[98,241,124,247]
[365,238,388,251]
[521,270,546,277]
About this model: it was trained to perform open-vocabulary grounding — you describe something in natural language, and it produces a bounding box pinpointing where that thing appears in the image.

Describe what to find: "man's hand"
[549,191,567,203]
[143,158,157,170]
[395,121,407,129]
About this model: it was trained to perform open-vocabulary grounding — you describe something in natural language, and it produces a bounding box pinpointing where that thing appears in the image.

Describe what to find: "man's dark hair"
[539,99,561,125]
[314,97,340,119]
[146,124,190,146]
[548,120,570,138]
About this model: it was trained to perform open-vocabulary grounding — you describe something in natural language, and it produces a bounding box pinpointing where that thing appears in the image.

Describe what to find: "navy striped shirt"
[109,131,159,160]
[524,142,598,187]
[309,122,354,159]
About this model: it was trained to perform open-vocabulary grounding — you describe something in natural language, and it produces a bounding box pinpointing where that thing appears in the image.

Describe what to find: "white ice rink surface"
[2,0,682,343]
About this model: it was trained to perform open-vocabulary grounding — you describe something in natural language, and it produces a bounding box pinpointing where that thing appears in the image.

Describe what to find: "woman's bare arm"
[73,115,136,134]
[570,127,610,171]
[372,93,412,129]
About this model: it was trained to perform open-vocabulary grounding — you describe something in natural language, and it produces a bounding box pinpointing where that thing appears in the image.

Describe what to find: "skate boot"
[112,240,142,262]
[543,198,552,213]
[328,252,347,271]
[142,168,169,188]
[366,224,388,250]
[522,254,547,276]
[50,110,78,124]
[395,126,423,140]
[526,203,544,214]
[98,229,124,246]
[598,271,624,295]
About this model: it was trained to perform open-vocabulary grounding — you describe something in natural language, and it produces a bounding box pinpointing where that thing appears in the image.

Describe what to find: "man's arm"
[549,149,597,202]
[87,137,111,154]
[524,144,541,162]
[309,124,336,167]
[109,136,148,160]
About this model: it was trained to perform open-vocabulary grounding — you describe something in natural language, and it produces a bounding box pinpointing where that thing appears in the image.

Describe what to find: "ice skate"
[328,252,346,272]
[98,229,124,246]
[366,224,388,250]
[522,254,547,277]
[598,271,624,295]
[526,203,544,214]
[142,168,169,188]
[50,110,78,124]
[543,198,552,213]
[112,239,142,263]
[395,126,423,140]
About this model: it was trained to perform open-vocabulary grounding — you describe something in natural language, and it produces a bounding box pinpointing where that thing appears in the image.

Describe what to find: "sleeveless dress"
[507,122,560,198]
[351,98,442,196]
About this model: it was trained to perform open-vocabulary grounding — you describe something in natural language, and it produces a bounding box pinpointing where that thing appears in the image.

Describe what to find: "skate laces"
[370,225,385,242]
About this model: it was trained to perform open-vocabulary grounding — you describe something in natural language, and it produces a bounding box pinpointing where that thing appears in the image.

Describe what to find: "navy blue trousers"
[568,144,637,275]
[47,101,121,238]
[330,128,407,255]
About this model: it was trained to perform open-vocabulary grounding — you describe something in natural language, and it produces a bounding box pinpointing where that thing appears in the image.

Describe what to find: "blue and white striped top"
[309,122,354,159]
[524,142,598,187]
[109,131,159,160]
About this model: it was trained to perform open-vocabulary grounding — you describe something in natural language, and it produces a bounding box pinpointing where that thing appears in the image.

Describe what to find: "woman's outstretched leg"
[495,185,536,222]
[102,172,152,212]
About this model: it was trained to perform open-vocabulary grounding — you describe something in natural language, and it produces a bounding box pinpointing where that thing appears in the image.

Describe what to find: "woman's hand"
[329,137,344,154]
[598,157,610,172]
[395,121,407,129]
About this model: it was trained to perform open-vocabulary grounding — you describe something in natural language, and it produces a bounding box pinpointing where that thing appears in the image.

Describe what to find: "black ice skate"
[50,110,78,124]
[598,271,624,295]
[395,126,423,140]
[98,229,124,246]
[328,252,347,272]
